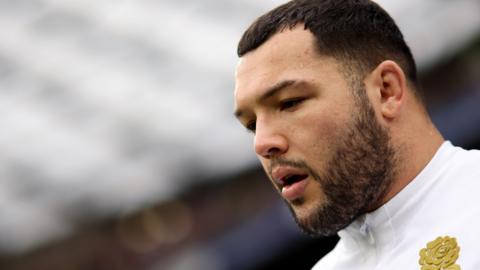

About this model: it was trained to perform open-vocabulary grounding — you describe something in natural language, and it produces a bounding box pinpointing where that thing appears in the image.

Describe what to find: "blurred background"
[0,0,479,269]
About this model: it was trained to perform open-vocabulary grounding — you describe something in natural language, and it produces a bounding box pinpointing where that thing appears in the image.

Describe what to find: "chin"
[288,198,352,237]
[290,198,319,225]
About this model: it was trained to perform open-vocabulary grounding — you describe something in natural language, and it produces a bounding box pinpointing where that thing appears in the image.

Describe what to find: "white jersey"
[312,141,480,270]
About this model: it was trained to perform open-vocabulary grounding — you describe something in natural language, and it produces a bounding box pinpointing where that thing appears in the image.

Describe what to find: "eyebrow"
[234,79,296,118]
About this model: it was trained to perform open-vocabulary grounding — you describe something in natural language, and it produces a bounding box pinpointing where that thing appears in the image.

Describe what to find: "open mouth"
[281,174,308,188]
[271,167,310,201]
[279,173,309,201]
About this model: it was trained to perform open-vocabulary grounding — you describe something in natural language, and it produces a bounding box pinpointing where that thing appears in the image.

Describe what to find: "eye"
[279,98,305,111]
[246,120,256,133]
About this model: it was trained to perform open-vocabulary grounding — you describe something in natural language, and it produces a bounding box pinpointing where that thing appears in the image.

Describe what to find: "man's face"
[234,27,396,236]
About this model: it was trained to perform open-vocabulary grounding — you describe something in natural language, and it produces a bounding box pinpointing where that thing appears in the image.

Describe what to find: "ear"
[366,60,407,119]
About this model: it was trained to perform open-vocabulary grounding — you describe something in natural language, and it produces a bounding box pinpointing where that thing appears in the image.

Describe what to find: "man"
[233,0,480,269]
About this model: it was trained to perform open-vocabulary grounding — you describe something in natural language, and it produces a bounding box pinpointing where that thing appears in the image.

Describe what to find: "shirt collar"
[338,141,455,250]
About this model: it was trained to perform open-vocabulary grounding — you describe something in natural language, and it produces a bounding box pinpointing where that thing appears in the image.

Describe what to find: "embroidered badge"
[419,236,461,270]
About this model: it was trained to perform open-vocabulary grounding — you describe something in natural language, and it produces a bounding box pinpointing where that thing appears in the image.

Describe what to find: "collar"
[338,141,456,252]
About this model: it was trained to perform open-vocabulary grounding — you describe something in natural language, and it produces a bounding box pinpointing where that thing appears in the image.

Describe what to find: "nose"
[254,119,288,159]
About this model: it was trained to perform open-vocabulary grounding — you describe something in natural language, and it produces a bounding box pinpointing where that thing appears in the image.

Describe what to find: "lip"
[271,166,309,201]
[281,177,309,201]
[271,166,305,185]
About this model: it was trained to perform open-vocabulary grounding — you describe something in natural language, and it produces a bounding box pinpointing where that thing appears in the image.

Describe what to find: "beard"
[272,84,397,237]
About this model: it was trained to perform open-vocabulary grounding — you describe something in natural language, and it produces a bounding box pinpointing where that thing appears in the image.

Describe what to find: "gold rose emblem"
[419,236,461,270]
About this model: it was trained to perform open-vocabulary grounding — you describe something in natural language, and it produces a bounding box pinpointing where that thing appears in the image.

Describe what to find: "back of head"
[238,0,419,90]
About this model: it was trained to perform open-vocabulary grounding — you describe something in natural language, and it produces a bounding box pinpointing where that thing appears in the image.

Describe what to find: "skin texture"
[234,26,444,236]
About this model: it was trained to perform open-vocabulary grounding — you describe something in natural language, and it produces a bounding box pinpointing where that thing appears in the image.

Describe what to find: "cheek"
[291,108,346,162]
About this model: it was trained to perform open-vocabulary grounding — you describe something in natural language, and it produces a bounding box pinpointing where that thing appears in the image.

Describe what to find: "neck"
[380,121,444,208]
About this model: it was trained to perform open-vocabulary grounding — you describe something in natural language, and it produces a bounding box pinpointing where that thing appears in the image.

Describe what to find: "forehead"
[234,26,342,110]
[235,26,317,89]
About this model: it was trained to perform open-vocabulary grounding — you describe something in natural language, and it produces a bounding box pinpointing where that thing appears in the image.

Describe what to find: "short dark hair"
[238,0,418,87]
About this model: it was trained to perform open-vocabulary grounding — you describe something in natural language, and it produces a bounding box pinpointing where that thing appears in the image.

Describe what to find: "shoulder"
[452,145,480,166]
[311,239,357,270]
[423,143,480,204]
[444,144,480,179]
[311,248,339,270]
[450,143,480,159]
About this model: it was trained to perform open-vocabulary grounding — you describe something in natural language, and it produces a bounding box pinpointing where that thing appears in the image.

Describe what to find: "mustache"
[268,157,317,180]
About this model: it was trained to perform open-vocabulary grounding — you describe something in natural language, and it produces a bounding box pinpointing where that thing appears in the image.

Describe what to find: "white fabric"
[312,141,480,270]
